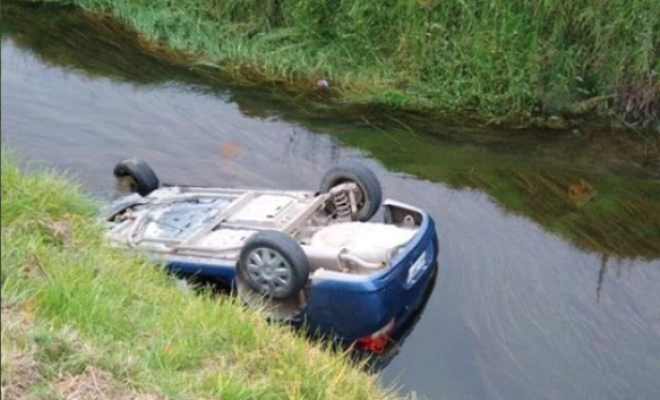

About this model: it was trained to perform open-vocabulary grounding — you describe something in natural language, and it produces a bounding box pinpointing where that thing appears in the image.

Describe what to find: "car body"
[104,159,439,350]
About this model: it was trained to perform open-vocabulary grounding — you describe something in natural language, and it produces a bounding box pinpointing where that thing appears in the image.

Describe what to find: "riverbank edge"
[23,0,659,133]
[0,155,400,400]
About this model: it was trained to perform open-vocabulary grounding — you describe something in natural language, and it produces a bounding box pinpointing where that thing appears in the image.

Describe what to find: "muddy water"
[2,4,660,400]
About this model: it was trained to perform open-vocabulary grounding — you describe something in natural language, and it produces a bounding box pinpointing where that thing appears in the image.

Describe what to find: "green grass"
[1,154,400,400]
[30,0,660,127]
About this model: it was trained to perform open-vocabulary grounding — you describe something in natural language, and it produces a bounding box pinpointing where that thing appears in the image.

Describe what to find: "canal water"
[2,4,659,400]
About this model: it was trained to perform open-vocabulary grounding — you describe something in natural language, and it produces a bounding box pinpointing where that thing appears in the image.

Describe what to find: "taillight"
[354,317,396,352]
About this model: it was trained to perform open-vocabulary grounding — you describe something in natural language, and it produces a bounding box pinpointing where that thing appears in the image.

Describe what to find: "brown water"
[2,4,660,400]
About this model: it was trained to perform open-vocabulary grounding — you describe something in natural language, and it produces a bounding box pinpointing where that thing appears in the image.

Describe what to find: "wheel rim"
[115,176,138,195]
[246,247,294,297]
[125,176,139,192]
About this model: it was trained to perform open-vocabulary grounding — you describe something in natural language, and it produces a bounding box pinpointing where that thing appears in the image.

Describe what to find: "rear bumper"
[301,201,439,342]
[164,200,440,345]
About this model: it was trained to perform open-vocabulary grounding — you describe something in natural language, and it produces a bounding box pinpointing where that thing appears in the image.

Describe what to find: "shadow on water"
[2,2,658,260]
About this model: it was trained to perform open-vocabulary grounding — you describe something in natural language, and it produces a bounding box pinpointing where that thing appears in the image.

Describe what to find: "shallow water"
[2,4,660,400]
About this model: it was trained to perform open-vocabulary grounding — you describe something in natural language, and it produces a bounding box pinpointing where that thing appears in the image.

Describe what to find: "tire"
[113,158,160,197]
[238,231,310,300]
[319,161,382,222]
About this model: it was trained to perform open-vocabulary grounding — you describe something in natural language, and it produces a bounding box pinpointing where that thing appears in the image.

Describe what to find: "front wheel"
[238,231,310,300]
[113,158,160,197]
[320,161,382,221]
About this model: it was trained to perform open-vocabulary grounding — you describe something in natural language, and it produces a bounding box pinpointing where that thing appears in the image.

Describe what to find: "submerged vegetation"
[27,0,660,128]
[0,155,397,399]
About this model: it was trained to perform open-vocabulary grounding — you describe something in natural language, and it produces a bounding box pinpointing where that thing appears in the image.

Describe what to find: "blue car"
[105,158,439,351]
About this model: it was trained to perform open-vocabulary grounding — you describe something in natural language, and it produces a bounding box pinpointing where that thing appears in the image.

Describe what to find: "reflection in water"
[360,265,440,373]
[596,255,609,303]
[2,3,660,400]
[337,130,659,259]
[3,2,658,259]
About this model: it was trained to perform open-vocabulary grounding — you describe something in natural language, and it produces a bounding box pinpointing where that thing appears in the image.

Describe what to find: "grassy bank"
[0,155,398,400]
[35,0,660,127]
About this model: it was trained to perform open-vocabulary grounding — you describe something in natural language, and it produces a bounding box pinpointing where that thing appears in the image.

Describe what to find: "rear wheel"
[320,161,382,221]
[238,231,310,300]
[113,158,160,197]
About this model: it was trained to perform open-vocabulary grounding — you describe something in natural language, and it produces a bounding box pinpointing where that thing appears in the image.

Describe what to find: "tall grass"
[1,154,398,400]
[50,0,660,126]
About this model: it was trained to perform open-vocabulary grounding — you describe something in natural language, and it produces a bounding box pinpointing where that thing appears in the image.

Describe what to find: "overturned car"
[104,158,438,351]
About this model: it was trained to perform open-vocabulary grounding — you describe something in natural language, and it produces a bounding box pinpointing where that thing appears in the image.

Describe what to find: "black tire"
[113,158,160,197]
[319,161,382,221]
[238,231,310,300]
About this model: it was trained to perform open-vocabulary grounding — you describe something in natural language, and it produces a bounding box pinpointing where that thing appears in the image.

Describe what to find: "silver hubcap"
[246,248,293,296]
